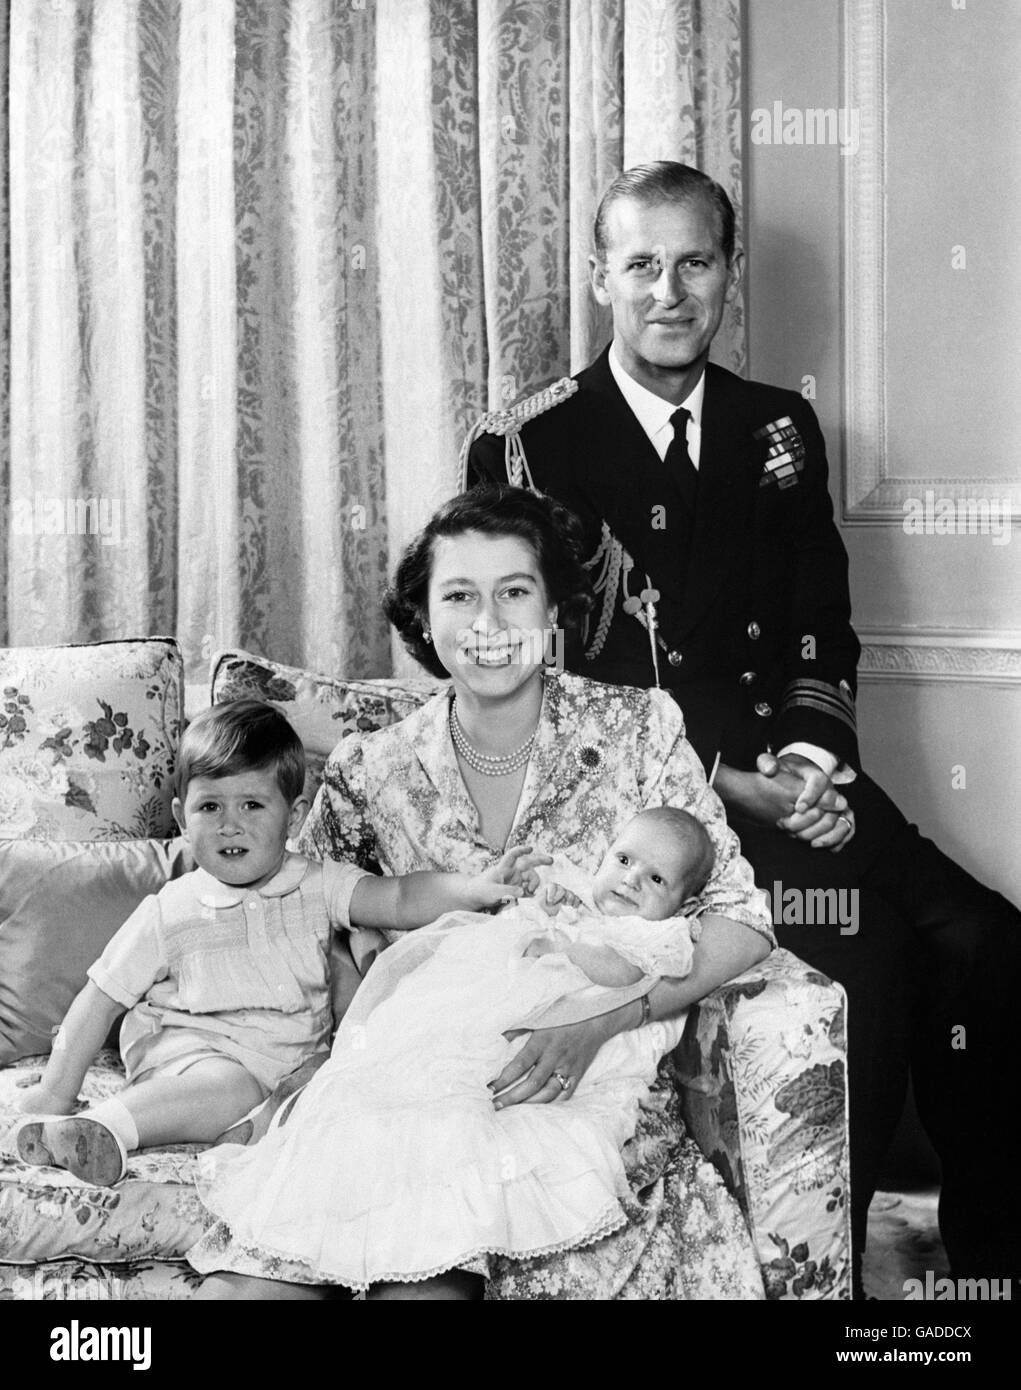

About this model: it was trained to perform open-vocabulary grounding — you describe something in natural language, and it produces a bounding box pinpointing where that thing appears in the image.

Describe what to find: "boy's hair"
[174,699,305,804]
[634,806,716,897]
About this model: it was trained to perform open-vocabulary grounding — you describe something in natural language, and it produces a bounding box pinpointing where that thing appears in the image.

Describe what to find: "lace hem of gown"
[189,1201,629,1292]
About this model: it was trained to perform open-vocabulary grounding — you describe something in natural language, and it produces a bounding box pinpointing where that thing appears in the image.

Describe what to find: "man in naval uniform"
[467,162,1019,1290]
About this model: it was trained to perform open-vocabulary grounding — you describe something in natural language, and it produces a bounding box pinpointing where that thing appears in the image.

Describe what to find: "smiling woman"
[382,488,595,855]
[429,533,553,698]
[188,485,774,1303]
[383,486,593,679]
[428,530,556,848]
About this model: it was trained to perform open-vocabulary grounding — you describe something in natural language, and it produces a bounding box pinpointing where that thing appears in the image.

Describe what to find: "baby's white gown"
[189,859,696,1289]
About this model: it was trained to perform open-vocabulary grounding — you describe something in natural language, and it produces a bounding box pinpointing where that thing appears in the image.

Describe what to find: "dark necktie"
[665,406,698,513]
[660,406,698,597]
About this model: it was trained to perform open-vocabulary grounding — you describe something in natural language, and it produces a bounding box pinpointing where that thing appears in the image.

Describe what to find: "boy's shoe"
[14,1115,127,1186]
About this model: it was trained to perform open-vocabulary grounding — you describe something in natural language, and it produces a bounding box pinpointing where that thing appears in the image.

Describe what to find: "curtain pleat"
[138,0,180,639]
[175,0,238,666]
[623,0,698,165]
[376,0,458,622]
[429,0,488,462]
[692,0,745,374]
[319,1,391,676]
[478,0,571,409]
[82,0,148,633]
[3,0,744,679]
[0,0,9,645]
[9,0,82,638]
[228,0,390,677]
[568,0,623,372]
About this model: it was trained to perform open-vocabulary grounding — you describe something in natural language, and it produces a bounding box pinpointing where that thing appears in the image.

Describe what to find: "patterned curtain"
[0,0,9,647]
[1,0,743,679]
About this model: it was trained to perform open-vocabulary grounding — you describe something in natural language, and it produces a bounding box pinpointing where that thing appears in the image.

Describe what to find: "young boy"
[13,699,539,1185]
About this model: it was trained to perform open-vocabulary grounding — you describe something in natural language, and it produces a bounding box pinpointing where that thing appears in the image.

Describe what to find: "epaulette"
[458,376,578,490]
[457,375,664,688]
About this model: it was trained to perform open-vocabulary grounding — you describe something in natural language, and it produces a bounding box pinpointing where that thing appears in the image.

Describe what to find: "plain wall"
[744,0,1021,904]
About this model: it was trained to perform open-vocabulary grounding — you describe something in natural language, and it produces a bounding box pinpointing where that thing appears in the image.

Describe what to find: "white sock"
[86,1096,140,1153]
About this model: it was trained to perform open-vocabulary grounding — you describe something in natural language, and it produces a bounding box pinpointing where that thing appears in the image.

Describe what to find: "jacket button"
[667,651,683,667]
[748,621,761,640]
[739,671,757,686]
[754,702,773,718]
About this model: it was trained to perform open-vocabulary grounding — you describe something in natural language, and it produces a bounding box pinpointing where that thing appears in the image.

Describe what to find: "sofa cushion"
[670,949,851,1299]
[0,838,192,1065]
[209,648,438,800]
[0,638,183,841]
[0,1052,209,1265]
[0,1257,202,1300]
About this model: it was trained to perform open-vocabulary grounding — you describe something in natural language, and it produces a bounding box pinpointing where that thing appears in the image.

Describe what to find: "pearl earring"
[422,627,432,643]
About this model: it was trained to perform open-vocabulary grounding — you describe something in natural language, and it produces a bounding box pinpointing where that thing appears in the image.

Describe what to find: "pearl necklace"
[449,701,537,777]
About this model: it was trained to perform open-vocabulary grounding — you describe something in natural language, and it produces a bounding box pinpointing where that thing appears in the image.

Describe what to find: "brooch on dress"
[575,745,603,774]
[754,416,805,489]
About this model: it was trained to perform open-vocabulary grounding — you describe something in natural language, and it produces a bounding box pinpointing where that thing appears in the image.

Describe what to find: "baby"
[520,805,715,992]
[13,699,536,1186]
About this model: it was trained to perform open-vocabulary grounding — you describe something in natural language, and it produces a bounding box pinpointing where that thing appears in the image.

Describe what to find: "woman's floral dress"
[200,671,773,1299]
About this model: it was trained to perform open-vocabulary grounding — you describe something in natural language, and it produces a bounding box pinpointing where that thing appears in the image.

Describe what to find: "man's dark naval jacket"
[469,347,861,778]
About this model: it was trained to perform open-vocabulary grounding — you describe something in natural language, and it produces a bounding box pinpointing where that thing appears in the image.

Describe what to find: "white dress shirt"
[608,344,704,466]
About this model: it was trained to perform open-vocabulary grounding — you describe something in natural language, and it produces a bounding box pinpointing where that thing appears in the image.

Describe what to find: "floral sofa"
[0,638,851,1300]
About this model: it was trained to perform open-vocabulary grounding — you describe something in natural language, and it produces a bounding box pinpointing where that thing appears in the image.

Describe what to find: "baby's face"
[591,819,695,921]
[172,768,306,890]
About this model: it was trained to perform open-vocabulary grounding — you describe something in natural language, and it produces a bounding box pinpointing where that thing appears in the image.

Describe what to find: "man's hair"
[593,161,737,264]
[174,698,306,804]
[633,805,716,897]
[383,484,594,680]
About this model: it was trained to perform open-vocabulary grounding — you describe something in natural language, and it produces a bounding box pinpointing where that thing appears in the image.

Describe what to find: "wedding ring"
[837,814,854,832]
[552,1070,572,1093]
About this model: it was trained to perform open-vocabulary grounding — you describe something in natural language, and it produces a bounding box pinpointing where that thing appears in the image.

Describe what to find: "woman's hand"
[488,1007,632,1109]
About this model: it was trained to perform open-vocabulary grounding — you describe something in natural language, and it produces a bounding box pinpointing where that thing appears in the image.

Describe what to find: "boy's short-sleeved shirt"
[88,852,370,1090]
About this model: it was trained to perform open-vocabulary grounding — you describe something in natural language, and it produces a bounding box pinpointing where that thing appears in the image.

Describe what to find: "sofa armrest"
[668,948,851,1300]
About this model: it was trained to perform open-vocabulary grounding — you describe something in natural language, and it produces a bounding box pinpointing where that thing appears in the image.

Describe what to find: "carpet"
[864,1187,949,1300]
